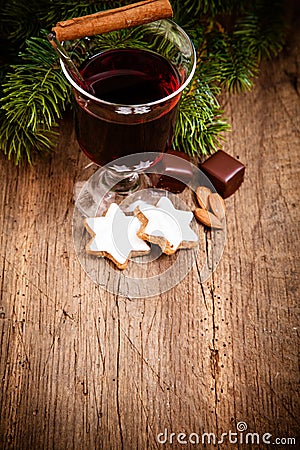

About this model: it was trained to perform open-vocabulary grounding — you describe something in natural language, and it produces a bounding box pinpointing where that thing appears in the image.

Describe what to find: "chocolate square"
[150,150,193,193]
[200,150,245,198]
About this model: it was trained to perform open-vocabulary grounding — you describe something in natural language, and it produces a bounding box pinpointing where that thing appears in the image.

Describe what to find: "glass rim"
[60,19,197,108]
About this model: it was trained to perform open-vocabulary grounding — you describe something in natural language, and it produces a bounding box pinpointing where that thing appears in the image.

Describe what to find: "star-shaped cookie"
[84,203,150,269]
[135,197,198,255]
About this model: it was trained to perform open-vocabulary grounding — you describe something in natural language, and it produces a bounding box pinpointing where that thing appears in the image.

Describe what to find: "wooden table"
[0,5,299,450]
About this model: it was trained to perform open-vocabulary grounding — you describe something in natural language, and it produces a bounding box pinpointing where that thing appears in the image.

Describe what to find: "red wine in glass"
[75,48,181,166]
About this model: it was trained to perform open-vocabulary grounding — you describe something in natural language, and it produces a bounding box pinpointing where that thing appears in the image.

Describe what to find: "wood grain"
[0,3,299,449]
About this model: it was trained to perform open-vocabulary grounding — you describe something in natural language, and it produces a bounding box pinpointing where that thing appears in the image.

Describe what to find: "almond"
[208,192,226,220]
[194,208,223,229]
[196,186,212,209]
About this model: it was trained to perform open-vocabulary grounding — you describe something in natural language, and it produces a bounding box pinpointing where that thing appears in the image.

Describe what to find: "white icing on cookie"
[84,203,150,265]
[137,197,198,251]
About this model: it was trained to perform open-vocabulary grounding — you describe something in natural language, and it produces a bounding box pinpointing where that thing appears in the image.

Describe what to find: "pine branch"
[38,0,134,29]
[173,70,230,156]
[0,115,59,165]
[173,0,248,17]
[1,0,41,45]
[66,26,149,66]
[205,28,259,93]
[0,36,71,163]
[234,0,285,61]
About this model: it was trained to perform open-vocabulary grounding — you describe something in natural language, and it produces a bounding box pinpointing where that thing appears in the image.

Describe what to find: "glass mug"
[61,19,196,193]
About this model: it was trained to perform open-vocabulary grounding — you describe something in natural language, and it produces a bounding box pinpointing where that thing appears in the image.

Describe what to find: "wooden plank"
[209,5,300,445]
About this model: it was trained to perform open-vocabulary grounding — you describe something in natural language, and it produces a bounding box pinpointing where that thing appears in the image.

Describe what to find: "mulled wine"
[75,48,181,166]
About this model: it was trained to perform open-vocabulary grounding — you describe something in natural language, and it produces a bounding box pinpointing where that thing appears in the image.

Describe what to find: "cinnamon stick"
[52,0,173,42]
